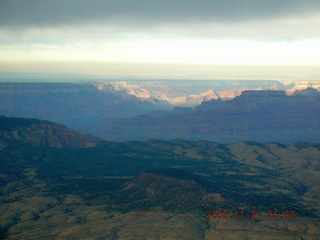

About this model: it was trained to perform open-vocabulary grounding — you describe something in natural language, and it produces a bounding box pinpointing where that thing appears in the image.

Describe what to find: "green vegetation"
[1,117,320,239]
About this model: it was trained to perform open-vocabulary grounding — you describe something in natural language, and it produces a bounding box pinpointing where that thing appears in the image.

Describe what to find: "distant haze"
[0,0,319,80]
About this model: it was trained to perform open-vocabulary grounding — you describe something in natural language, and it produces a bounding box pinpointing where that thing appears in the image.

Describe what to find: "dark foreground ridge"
[0,115,102,148]
[0,116,320,239]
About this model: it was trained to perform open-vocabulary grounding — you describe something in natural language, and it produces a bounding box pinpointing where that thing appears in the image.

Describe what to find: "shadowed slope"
[0,115,102,148]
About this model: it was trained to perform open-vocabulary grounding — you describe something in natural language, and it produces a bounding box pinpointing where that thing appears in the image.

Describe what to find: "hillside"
[0,115,102,148]
[0,119,320,239]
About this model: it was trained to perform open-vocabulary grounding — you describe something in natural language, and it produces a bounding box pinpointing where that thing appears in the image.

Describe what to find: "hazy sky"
[0,0,320,80]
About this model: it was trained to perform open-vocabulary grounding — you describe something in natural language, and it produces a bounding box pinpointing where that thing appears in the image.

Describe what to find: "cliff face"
[0,116,102,148]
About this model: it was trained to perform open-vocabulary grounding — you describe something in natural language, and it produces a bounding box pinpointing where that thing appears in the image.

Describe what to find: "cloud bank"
[1,0,320,29]
[0,0,319,80]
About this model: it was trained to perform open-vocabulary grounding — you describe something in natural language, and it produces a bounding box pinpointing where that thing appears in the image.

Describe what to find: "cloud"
[1,0,319,71]
[1,0,320,30]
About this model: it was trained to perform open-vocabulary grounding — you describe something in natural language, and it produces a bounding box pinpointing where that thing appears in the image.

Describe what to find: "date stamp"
[206,210,296,220]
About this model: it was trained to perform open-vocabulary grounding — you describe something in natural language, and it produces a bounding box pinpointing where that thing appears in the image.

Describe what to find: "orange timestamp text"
[206,210,296,219]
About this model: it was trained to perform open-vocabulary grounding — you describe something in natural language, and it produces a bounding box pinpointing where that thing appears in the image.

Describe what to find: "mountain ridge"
[0,82,158,130]
[90,89,320,143]
[0,115,102,148]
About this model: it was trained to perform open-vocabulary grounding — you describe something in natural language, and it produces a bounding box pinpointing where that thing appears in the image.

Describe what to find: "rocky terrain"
[110,79,294,105]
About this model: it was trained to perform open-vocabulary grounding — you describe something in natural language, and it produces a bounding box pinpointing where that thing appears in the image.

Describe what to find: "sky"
[0,0,320,81]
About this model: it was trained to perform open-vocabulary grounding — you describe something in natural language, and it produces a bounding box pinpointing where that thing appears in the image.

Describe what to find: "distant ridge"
[0,82,158,130]
[92,89,320,143]
[239,89,287,97]
[292,87,320,97]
